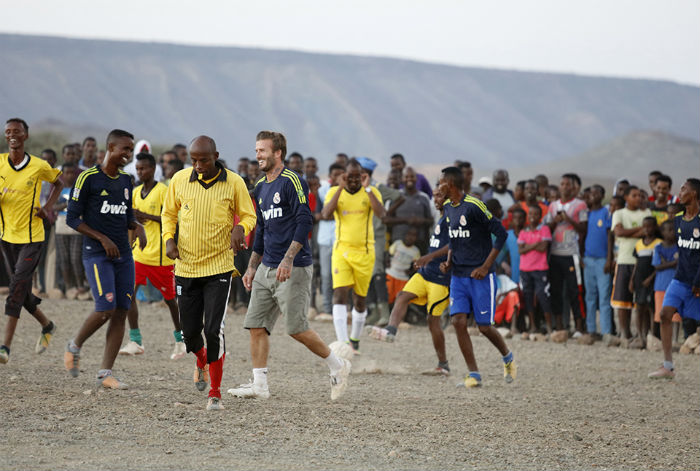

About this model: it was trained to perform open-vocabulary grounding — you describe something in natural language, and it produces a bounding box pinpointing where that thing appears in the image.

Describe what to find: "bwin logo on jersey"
[429,236,441,248]
[678,236,700,250]
[262,206,283,220]
[449,227,470,238]
[100,201,128,215]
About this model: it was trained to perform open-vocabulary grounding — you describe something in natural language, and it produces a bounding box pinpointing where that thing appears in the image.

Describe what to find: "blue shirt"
[252,168,313,268]
[495,229,520,283]
[316,182,335,247]
[652,243,679,292]
[444,195,507,277]
[419,214,450,286]
[673,213,700,287]
[585,207,611,258]
[66,165,134,256]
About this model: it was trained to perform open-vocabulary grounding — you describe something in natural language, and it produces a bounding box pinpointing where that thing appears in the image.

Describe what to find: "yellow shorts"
[403,273,450,317]
[331,245,375,297]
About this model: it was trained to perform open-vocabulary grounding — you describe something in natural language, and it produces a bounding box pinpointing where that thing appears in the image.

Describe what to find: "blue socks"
[502,351,513,364]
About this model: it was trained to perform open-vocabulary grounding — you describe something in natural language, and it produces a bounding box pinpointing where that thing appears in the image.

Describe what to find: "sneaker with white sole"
[206,397,224,410]
[648,365,675,379]
[366,325,396,343]
[227,381,270,399]
[98,372,129,390]
[170,341,186,360]
[119,341,144,355]
[330,359,351,400]
[35,321,56,354]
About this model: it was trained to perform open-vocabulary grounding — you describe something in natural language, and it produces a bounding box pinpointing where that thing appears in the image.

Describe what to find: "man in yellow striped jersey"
[162,135,256,411]
[321,159,385,354]
[118,152,185,360]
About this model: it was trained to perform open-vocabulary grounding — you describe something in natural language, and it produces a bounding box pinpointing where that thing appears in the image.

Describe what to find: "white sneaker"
[329,340,354,361]
[227,381,270,399]
[170,341,186,360]
[330,358,351,401]
[118,341,144,355]
[572,331,583,339]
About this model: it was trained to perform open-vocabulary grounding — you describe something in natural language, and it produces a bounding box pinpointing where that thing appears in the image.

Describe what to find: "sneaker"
[119,341,144,355]
[0,346,9,364]
[349,339,361,355]
[206,397,224,410]
[64,343,80,377]
[170,341,186,360]
[572,331,583,339]
[648,366,675,379]
[330,358,351,400]
[520,332,530,341]
[577,333,595,346]
[227,381,270,399]
[603,333,621,347]
[99,373,129,390]
[367,326,395,343]
[421,366,451,376]
[329,340,354,361]
[194,363,210,392]
[503,360,517,383]
[35,322,56,354]
[463,375,482,388]
[628,336,645,350]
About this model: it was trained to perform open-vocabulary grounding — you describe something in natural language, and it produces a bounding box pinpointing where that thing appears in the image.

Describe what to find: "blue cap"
[356,156,377,172]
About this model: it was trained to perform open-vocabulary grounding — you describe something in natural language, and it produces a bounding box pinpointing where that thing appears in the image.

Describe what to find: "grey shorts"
[244,263,313,335]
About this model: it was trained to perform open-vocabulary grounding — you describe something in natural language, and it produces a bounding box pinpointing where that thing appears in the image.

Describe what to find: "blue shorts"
[83,253,135,312]
[662,279,700,321]
[449,273,496,326]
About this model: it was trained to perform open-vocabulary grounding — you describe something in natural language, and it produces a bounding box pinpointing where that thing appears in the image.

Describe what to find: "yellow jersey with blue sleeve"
[324,185,383,253]
[132,182,174,267]
[0,153,61,243]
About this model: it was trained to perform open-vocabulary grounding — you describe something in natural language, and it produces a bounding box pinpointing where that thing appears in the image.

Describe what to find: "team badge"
[273,192,280,204]
[434,224,441,235]
[105,292,114,302]
[597,219,603,227]
[124,188,129,200]
[459,215,466,226]
[72,188,80,199]
[694,228,700,238]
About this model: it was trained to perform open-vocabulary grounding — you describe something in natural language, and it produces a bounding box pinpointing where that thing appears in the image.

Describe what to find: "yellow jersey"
[324,185,382,252]
[0,153,61,244]
[162,162,257,278]
[132,182,174,266]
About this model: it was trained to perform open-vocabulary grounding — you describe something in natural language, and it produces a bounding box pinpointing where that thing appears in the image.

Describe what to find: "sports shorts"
[449,272,497,326]
[135,261,176,300]
[84,253,135,312]
[662,279,700,321]
[611,263,634,309]
[402,272,450,317]
[331,244,374,297]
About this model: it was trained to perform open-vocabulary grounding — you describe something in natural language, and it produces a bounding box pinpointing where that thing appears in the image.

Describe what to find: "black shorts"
[634,285,654,307]
[1,241,43,318]
[520,270,551,314]
[611,264,634,309]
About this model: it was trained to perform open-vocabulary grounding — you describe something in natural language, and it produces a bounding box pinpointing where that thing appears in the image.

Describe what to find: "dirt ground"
[1,298,698,471]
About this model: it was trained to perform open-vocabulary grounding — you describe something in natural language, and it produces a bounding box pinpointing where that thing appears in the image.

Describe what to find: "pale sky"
[2,0,699,85]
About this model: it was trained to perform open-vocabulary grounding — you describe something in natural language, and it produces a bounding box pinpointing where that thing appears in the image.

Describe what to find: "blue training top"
[673,213,700,287]
[419,214,451,286]
[252,167,313,268]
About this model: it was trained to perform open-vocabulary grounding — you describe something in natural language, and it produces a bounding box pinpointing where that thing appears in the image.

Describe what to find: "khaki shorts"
[244,263,312,335]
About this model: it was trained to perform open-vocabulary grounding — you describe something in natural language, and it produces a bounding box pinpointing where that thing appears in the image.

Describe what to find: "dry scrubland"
[1,299,698,470]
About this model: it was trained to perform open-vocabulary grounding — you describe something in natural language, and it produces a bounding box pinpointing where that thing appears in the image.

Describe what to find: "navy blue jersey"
[252,167,313,268]
[444,194,507,277]
[673,213,700,287]
[66,166,134,256]
[419,214,450,286]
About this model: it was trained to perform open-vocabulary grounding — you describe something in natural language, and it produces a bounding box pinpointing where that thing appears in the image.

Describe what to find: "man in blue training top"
[438,166,517,388]
[649,178,700,380]
[228,131,350,401]
[63,129,146,389]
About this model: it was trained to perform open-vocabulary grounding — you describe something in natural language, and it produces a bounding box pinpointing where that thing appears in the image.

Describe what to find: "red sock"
[194,347,207,369]
[208,353,225,398]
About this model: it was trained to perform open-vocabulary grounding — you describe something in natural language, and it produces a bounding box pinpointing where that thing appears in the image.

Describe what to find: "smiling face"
[106,136,134,168]
[524,181,538,203]
[492,170,509,193]
[255,139,281,173]
[345,164,362,193]
[403,167,417,191]
[4,121,27,152]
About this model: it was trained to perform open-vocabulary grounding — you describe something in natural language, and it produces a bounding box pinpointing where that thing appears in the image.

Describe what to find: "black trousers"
[1,241,43,318]
[549,255,583,329]
[175,271,232,364]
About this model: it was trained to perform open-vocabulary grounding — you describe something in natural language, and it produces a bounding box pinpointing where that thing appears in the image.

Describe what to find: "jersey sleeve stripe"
[282,170,306,204]
[254,176,266,188]
[464,195,492,219]
[74,168,98,190]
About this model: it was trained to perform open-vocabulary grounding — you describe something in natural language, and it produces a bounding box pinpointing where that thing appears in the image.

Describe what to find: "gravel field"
[1,298,698,471]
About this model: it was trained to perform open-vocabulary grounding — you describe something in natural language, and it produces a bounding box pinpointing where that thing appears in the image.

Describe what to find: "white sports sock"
[253,367,268,386]
[332,304,349,342]
[350,308,367,341]
[324,351,343,375]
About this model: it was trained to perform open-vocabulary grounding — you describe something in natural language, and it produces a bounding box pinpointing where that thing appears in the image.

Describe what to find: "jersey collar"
[7,153,30,171]
[189,160,227,189]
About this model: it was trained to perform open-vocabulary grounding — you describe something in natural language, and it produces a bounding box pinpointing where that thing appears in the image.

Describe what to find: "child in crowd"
[386,227,421,304]
[652,220,682,344]
[494,274,520,336]
[629,217,661,349]
[546,185,560,205]
[518,205,553,338]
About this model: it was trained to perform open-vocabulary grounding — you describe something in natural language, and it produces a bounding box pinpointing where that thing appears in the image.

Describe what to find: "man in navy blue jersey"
[63,129,146,389]
[438,167,517,388]
[228,131,350,401]
[649,178,700,380]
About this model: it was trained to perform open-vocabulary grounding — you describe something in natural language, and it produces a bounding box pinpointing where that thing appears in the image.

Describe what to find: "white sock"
[332,304,349,342]
[253,367,268,387]
[324,351,343,374]
[350,308,367,341]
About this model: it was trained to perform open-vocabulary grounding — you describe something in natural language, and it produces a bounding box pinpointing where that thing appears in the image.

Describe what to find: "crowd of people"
[1,116,698,410]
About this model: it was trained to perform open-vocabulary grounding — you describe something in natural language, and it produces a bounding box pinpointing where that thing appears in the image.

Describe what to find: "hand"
[414,254,431,269]
[100,236,120,259]
[134,224,147,251]
[693,286,700,297]
[361,173,370,188]
[337,173,347,189]
[230,225,246,255]
[642,278,652,288]
[243,267,256,291]
[34,206,49,220]
[628,280,634,294]
[165,238,180,260]
[276,259,292,282]
[133,209,148,223]
[470,265,489,280]
[439,260,452,274]
[604,259,611,274]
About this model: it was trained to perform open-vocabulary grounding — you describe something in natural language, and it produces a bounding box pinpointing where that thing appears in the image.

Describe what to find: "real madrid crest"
[434,224,440,235]
[694,228,700,238]
[459,215,466,226]
[273,192,281,204]
[124,188,129,200]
